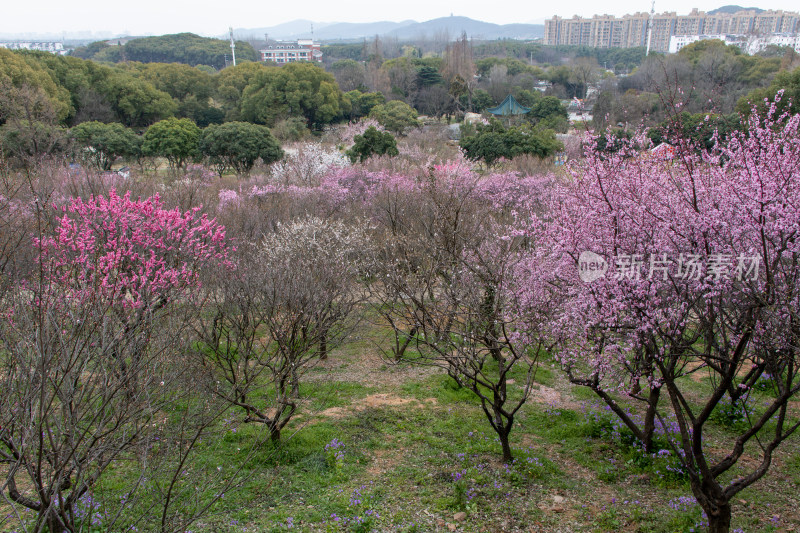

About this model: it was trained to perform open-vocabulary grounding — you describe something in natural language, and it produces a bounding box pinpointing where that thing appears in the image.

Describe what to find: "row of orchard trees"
[1,97,798,532]
[193,101,800,533]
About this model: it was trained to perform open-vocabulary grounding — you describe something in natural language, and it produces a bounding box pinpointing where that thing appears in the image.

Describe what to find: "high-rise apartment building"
[675,8,705,35]
[544,8,800,52]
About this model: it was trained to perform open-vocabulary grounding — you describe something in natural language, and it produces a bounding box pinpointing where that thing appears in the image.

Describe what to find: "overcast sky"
[3,0,799,37]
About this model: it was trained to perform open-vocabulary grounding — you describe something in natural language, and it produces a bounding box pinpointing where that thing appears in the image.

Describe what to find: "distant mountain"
[313,20,417,40]
[387,16,543,40]
[231,19,411,41]
[233,16,543,42]
[707,5,765,14]
[231,20,335,40]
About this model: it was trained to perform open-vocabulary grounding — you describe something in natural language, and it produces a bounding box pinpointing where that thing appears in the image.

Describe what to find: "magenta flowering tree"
[0,191,231,532]
[38,190,228,307]
[535,101,800,532]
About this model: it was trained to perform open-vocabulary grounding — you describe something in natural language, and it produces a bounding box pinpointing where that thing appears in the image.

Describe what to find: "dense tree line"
[0,47,391,132]
[72,33,259,70]
[54,33,577,128]
[0,47,383,169]
[324,40,647,73]
[323,35,799,130]
[323,34,572,125]
[737,63,800,117]
[4,33,797,174]
[592,40,796,131]
[66,117,283,173]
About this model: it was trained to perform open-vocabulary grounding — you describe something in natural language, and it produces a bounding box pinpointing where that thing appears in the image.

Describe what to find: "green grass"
[400,374,479,405]
[7,323,800,533]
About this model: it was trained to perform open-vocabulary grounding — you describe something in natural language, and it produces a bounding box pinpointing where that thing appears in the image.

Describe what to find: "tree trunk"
[499,431,513,463]
[641,385,661,452]
[694,481,732,533]
[269,425,281,444]
[46,508,67,533]
[705,501,731,533]
[394,325,417,361]
[495,414,514,463]
[319,330,328,361]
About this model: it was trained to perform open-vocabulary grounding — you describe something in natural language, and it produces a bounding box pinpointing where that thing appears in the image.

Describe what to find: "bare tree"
[370,174,551,462]
[414,235,546,463]
[442,33,476,111]
[331,60,367,92]
[487,64,511,103]
[569,57,599,99]
[195,217,372,442]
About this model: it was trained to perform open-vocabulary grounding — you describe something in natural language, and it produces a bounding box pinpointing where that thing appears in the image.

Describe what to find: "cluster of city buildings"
[544,8,800,53]
[0,41,66,54]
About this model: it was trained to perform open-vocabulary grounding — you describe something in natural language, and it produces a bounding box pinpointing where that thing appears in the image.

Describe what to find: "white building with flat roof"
[260,39,321,64]
[669,33,800,54]
[747,33,800,53]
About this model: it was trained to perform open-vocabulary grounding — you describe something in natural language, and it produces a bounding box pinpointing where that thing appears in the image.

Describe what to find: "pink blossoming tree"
[0,191,230,532]
[533,99,800,532]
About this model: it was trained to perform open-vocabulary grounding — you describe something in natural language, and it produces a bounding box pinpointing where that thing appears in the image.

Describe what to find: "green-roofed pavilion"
[486,95,531,116]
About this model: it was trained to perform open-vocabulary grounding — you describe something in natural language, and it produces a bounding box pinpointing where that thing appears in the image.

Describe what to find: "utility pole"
[229,27,236,67]
[646,0,655,56]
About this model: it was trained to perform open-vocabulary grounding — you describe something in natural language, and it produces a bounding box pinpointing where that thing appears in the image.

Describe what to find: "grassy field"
[3,322,799,533]
[166,320,800,533]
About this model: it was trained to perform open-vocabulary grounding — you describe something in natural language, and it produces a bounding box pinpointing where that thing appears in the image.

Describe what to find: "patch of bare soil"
[536,491,582,522]
[529,384,582,412]
[318,393,438,419]
[307,349,441,389]
[366,446,402,476]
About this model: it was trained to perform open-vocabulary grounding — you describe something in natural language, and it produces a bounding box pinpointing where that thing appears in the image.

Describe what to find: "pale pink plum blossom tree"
[529,98,800,532]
